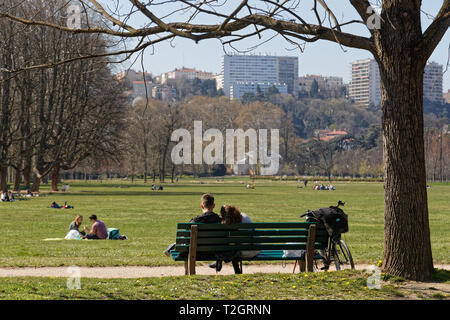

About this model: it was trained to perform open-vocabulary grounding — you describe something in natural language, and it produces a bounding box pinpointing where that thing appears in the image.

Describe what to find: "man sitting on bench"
[163,193,221,256]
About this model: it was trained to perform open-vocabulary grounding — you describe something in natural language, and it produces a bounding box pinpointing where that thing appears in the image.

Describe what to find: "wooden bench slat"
[176,229,328,238]
[174,242,326,252]
[177,222,322,230]
[175,236,328,245]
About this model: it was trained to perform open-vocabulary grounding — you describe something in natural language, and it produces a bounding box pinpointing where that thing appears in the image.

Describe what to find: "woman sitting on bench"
[211,205,258,274]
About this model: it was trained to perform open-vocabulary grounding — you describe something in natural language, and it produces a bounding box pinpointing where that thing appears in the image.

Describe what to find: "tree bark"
[13,168,21,191]
[375,2,434,280]
[143,143,148,183]
[23,166,31,190]
[51,165,60,192]
[32,175,41,193]
[0,166,7,192]
[379,62,434,280]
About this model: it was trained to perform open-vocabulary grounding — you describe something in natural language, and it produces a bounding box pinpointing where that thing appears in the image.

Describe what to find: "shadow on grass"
[432,269,450,283]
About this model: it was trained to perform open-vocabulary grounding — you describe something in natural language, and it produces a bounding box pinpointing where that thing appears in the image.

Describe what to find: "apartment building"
[349,59,444,107]
[161,67,215,84]
[221,54,298,98]
[423,62,443,103]
[349,58,381,107]
[299,75,344,97]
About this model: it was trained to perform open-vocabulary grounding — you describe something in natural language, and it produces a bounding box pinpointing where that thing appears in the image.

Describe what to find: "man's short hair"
[89,214,97,220]
[201,194,215,210]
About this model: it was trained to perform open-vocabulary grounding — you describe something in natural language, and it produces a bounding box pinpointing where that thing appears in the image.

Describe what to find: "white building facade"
[423,62,443,103]
[350,59,444,107]
[161,67,215,84]
[349,58,381,107]
[221,54,298,98]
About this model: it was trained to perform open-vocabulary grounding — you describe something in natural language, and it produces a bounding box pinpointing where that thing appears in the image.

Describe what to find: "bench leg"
[306,224,316,272]
[299,260,306,273]
[184,261,188,275]
[293,260,306,273]
[188,225,198,275]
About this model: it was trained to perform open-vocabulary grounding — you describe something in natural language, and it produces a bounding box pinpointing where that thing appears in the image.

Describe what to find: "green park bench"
[170,222,328,275]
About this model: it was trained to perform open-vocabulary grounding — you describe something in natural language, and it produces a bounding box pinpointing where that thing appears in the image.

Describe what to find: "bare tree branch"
[419,0,450,61]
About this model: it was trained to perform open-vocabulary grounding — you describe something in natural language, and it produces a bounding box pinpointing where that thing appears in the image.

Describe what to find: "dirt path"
[0,264,448,278]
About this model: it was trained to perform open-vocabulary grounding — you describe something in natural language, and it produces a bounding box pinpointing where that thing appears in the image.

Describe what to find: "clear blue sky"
[118,1,449,91]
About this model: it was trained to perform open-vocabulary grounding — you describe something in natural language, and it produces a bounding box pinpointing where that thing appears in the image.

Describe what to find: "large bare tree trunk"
[379,63,433,280]
[376,1,434,280]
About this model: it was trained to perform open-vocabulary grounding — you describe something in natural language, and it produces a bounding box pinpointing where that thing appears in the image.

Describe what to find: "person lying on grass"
[163,193,221,256]
[82,214,108,240]
[50,201,73,209]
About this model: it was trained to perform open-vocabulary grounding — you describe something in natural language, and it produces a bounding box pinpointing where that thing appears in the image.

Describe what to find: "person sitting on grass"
[1,191,9,202]
[69,215,86,236]
[163,193,221,257]
[82,214,108,240]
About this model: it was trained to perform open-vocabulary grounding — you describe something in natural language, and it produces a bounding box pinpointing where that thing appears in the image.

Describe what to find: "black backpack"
[301,201,349,237]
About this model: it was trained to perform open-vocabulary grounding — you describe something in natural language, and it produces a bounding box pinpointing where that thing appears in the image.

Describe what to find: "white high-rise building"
[221,54,298,98]
[423,62,443,103]
[349,58,381,107]
[350,59,444,107]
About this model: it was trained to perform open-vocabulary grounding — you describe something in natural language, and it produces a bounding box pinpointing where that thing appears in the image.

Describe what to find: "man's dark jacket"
[190,211,221,224]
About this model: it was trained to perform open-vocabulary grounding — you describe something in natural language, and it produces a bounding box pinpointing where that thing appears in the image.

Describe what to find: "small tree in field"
[1,1,448,281]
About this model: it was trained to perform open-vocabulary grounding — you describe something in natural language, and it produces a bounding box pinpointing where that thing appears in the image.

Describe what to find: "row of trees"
[62,93,446,184]
[109,95,386,182]
[0,1,126,192]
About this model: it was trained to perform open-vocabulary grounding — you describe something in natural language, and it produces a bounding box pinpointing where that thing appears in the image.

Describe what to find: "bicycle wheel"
[333,239,355,270]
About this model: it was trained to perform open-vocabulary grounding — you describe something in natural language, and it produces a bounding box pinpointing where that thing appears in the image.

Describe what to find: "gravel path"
[0,264,448,278]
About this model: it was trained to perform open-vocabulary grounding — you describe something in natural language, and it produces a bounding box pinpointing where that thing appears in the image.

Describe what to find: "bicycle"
[301,201,355,271]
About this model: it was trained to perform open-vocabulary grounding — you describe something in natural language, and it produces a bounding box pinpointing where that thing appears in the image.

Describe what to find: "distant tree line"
[105,93,446,183]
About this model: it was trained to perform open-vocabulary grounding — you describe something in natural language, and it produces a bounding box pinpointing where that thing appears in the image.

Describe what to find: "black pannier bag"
[302,205,349,237]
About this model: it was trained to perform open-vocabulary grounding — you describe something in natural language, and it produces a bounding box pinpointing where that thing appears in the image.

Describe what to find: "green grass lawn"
[0,179,449,267]
[2,270,448,300]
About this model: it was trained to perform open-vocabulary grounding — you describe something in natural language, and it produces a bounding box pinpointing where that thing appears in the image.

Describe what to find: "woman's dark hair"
[220,205,242,225]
